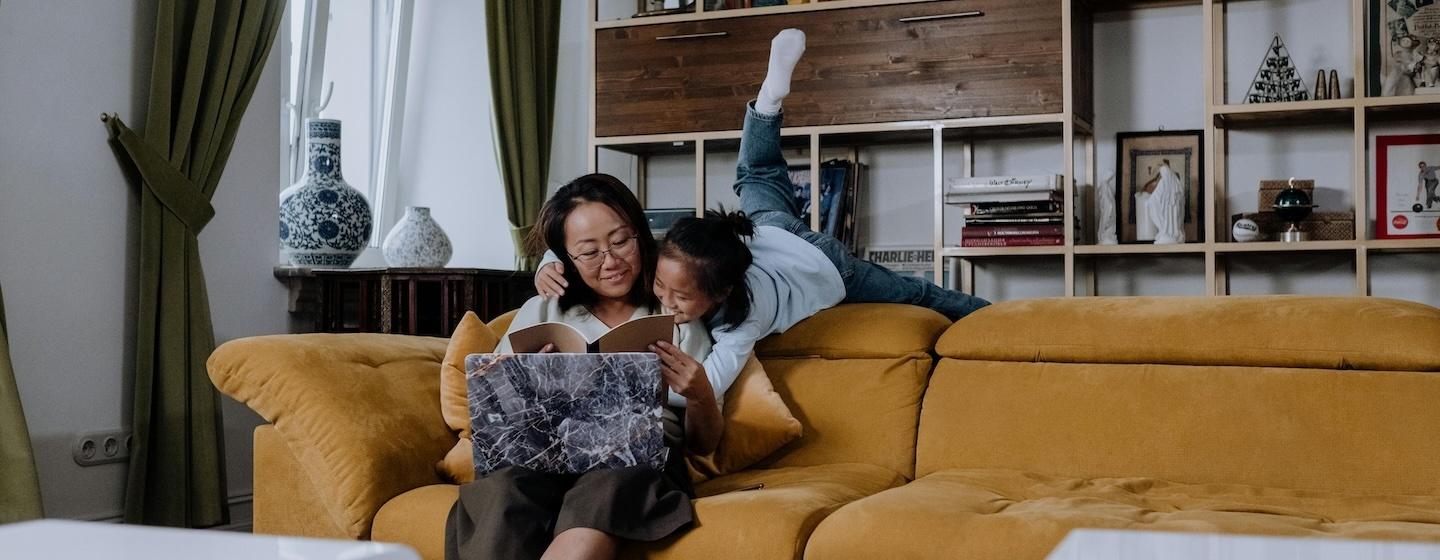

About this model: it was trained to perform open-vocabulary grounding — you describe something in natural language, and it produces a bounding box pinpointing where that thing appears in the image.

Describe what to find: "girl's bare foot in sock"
[756,28,806,115]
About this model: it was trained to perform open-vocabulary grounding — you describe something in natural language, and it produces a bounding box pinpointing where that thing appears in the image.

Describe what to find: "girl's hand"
[535,262,568,298]
[649,341,716,405]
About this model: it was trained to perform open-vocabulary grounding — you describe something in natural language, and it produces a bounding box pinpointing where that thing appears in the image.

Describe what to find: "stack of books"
[945,175,1066,247]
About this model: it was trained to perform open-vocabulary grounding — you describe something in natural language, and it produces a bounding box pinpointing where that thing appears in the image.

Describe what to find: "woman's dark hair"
[658,208,754,331]
[529,173,659,311]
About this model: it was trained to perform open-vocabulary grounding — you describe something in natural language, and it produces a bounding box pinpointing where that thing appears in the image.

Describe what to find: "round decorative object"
[382,206,453,268]
[1272,184,1315,223]
[1415,203,1426,213]
[280,119,372,267]
[1232,218,1261,242]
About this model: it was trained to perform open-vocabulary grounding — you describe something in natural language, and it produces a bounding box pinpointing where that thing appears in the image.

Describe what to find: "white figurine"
[1148,163,1186,244]
[1134,185,1155,242]
[1098,173,1118,245]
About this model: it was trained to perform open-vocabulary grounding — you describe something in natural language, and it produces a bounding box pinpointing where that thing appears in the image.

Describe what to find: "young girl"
[538,29,989,407]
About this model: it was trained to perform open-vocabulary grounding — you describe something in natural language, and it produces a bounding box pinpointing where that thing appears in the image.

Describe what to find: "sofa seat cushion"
[624,463,905,560]
[370,464,903,560]
[806,468,1440,560]
[373,484,457,560]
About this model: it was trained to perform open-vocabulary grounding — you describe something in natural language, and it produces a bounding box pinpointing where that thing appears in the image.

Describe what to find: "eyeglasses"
[569,235,639,267]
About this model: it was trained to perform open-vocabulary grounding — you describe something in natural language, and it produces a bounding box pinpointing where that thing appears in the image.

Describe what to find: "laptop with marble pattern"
[466,352,669,477]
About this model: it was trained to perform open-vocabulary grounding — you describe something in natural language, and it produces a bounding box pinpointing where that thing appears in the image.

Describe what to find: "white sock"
[755,29,806,115]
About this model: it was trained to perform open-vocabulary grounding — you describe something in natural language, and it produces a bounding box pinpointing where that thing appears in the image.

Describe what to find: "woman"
[445,174,722,560]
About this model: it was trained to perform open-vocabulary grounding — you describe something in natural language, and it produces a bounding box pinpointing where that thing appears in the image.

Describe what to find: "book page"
[506,322,589,354]
[595,314,675,353]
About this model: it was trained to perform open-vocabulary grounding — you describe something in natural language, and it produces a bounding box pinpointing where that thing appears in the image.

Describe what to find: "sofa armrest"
[209,333,450,539]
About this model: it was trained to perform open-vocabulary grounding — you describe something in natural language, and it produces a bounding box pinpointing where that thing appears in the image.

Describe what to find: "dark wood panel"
[1072,2,1095,123]
[596,0,1065,137]
[277,267,535,336]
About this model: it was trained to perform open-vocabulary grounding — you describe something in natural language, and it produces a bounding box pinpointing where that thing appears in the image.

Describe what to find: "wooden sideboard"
[276,267,535,336]
[595,0,1072,137]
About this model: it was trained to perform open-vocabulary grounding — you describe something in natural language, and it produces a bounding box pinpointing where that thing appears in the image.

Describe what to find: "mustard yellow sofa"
[210,296,1440,559]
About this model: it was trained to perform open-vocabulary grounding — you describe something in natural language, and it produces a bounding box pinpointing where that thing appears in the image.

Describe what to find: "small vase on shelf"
[382,206,453,268]
[279,119,373,267]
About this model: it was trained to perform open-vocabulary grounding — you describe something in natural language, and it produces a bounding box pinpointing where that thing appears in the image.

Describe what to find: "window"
[284,0,414,247]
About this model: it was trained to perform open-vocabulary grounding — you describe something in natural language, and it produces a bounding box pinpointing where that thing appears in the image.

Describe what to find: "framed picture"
[1115,130,1205,243]
[1376,134,1440,239]
[1369,0,1440,97]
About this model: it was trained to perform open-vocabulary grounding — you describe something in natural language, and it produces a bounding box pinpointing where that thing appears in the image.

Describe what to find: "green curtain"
[102,0,284,527]
[0,283,44,524]
[488,0,562,271]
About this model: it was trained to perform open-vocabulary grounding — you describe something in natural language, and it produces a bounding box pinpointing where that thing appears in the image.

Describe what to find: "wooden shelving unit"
[588,0,1440,300]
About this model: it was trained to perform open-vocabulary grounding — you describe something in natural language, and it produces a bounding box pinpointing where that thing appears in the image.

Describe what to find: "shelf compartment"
[1363,94,1440,109]
[1213,240,1358,253]
[1211,99,1356,129]
[1074,244,1208,255]
[943,246,1068,258]
[1366,239,1440,253]
[1364,95,1440,122]
[595,113,1068,156]
[1092,0,1200,11]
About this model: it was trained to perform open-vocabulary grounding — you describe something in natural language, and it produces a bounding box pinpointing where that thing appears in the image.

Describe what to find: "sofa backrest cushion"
[754,304,951,479]
[935,296,1440,372]
[918,296,1440,496]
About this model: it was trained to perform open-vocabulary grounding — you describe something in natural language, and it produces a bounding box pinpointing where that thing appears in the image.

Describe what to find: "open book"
[505,314,675,354]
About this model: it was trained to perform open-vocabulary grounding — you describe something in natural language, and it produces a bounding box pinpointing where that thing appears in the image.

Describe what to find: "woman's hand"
[649,341,715,405]
[535,262,568,298]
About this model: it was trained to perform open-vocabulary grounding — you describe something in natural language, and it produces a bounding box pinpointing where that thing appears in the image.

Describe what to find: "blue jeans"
[734,104,990,320]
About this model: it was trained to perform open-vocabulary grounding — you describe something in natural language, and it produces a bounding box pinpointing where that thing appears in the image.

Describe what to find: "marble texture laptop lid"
[465,352,669,477]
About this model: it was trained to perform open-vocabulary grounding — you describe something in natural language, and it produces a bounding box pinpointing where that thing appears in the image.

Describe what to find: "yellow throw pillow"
[436,311,500,484]
[688,355,803,481]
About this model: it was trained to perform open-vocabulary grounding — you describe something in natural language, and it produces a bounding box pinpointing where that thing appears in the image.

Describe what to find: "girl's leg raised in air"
[735,29,807,233]
[735,29,991,320]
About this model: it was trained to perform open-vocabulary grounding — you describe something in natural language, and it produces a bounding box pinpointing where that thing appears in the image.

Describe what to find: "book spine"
[960,235,1065,247]
[946,175,1062,192]
[962,217,1065,225]
[965,201,1062,215]
[945,192,1062,204]
[962,225,1064,237]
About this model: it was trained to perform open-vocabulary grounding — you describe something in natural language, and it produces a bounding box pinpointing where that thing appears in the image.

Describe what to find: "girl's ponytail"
[659,209,755,330]
[712,208,755,239]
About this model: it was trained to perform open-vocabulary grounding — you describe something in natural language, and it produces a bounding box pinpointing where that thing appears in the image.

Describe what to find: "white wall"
[0,0,287,523]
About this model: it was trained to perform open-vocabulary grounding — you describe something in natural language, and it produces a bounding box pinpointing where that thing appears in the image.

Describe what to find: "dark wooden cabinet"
[595,0,1066,137]
[277,267,535,337]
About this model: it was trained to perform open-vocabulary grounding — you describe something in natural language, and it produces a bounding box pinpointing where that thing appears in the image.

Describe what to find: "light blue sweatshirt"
[541,224,844,407]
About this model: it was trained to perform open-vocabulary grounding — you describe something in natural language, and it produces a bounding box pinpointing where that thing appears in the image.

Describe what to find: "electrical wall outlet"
[72,429,131,467]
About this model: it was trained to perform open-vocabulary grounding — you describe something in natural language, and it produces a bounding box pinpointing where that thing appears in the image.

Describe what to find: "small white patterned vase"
[382,206,453,268]
[279,119,373,267]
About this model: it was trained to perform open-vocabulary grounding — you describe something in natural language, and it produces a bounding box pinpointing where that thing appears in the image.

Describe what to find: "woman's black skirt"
[445,440,695,560]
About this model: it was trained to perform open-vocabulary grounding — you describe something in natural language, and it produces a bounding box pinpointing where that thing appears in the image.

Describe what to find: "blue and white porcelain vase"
[382,206,453,268]
[279,119,372,267]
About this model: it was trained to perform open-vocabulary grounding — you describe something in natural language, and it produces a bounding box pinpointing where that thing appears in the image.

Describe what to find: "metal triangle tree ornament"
[1246,35,1309,103]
